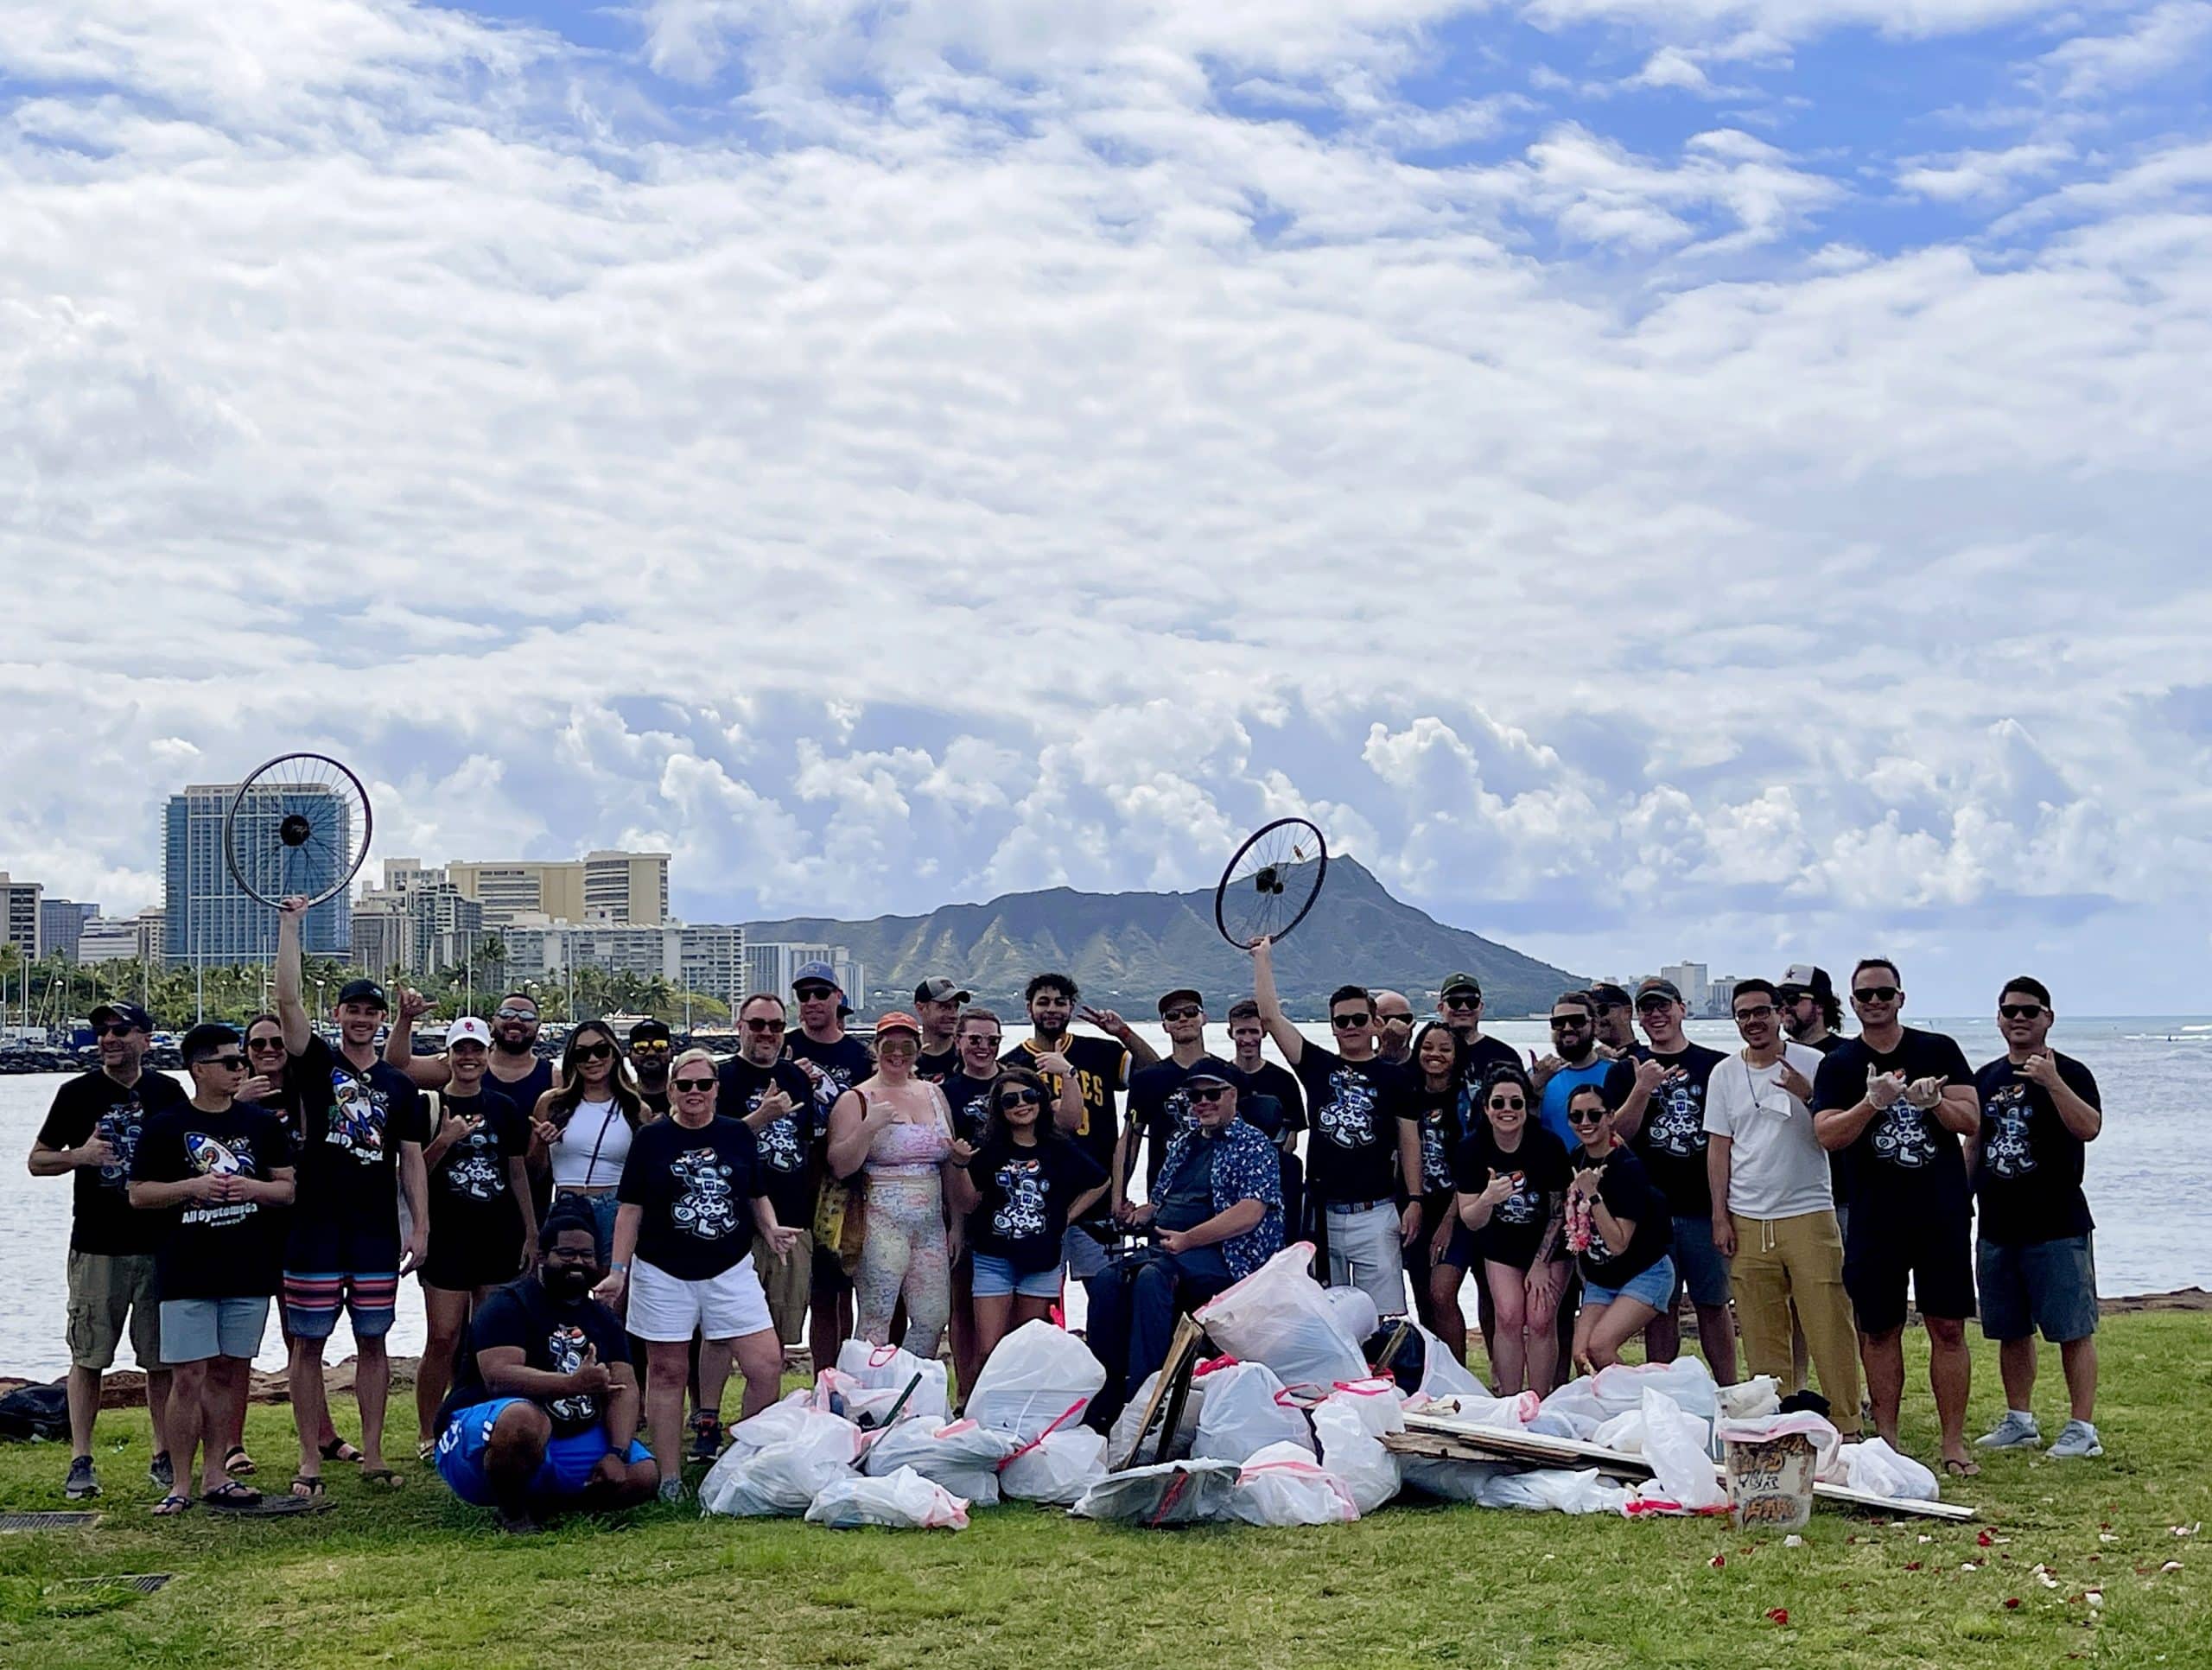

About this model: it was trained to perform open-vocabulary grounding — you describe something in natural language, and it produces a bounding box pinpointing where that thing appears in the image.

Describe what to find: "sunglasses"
[1441,994,1480,1011]
[1853,986,1900,1004]
[1636,997,1675,1013]
[1160,1006,1202,1022]
[247,1035,286,1050]
[741,1017,785,1032]
[1186,1084,1231,1103]
[1331,1013,1373,1029]
[963,1033,1003,1047]
[1488,1097,1527,1112]
[997,1088,1044,1108]
[1999,1003,2046,1020]
[199,1055,249,1072]
[572,1041,615,1062]
[95,1023,142,1038]
[1548,1015,1589,1030]
[672,1076,716,1093]
[631,1039,670,1053]
[1733,1004,1776,1021]
[1567,1108,1608,1126]
[495,1007,537,1021]
[1377,1012,1414,1026]
[795,986,836,1001]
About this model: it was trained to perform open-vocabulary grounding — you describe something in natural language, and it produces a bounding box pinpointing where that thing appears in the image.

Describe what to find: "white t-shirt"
[1701,1043,1833,1222]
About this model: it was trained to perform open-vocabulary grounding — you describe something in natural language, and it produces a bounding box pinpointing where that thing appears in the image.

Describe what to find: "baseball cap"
[180,1021,242,1063]
[1777,964,1833,999]
[628,1018,673,1046]
[1635,976,1683,1004]
[448,1017,494,1049]
[914,977,970,1006]
[791,961,842,992]
[873,1011,923,1039]
[1156,987,1204,1015]
[336,978,389,1010]
[1182,1055,1243,1089]
[89,1001,154,1033]
[1440,971,1483,999]
[1586,983,1631,1008]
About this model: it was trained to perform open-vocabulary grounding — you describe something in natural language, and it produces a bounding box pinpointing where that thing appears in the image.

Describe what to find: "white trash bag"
[1717,1375,1783,1420]
[1231,1442,1360,1526]
[1195,1243,1368,1392]
[1192,1362,1314,1464]
[1071,1459,1240,1526]
[1624,1389,1728,1514]
[1310,1389,1400,1514]
[1834,1437,1940,1502]
[863,1419,1020,1506]
[1476,1467,1632,1515]
[1405,1324,1484,1401]
[700,1410,863,1517]
[835,1339,950,1425]
[1322,1286,1379,1349]
[966,1321,1106,1441]
[1591,1407,1648,1454]
[805,1466,969,1530]
[725,1389,822,1457]
[1533,1358,1719,1441]
[1109,1367,1209,1464]
[1411,1389,1541,1431]
[1000,1426,1109,1505]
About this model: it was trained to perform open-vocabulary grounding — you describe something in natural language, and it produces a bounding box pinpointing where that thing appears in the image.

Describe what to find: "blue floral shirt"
[1154,1119,1284,1279]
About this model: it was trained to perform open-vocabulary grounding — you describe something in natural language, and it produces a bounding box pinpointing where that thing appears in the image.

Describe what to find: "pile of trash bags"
[696,1241,1945,1531]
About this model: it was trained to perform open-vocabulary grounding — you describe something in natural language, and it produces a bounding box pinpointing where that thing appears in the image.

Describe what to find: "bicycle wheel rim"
[1213,817,1327,949]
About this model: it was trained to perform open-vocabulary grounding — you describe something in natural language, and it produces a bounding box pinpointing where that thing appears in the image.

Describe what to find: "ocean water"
[3,1016,2205,1378]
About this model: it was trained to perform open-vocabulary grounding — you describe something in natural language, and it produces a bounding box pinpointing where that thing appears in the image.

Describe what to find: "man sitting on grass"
[433,1201,658,1532]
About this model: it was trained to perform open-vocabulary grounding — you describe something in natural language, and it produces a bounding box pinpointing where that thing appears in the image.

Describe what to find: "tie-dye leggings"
[856,1174,951,1358]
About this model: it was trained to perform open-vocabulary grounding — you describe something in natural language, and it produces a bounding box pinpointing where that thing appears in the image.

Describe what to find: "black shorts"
[1844,1205,1975,1333]
[420,1233,524,1293]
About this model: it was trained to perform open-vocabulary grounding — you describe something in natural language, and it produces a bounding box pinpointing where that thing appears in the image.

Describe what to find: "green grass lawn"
[3,1313,2209,1669]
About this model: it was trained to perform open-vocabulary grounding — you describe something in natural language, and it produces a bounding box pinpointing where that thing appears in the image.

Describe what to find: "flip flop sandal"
[319,1438,365,1464]
[1943,1457,1982,1477]
[289,1475,327,1500]
[225,1445,257,1476]
[416,1440,437,1464]
[202,1481,266,1512]
[361,1468,404,1489]
[151,1493,194,1517]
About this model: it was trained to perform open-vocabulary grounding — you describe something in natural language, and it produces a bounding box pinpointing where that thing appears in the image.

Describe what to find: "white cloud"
[1897,141,2073,201]
[2037,1,2212,100]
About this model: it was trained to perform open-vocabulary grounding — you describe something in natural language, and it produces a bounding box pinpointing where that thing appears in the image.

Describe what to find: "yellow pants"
[1729,1210,1861,1433]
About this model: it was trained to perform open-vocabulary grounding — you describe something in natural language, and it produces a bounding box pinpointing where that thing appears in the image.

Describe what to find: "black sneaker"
[687,1411,722,1466]
[149,1451,175,1490]
[65,1456,101,1501]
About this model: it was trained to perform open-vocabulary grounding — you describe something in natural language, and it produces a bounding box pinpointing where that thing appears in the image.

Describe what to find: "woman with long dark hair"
[1454,1064,1573,1394]
[944,1067,1105,1368]
[1407,1022,1475,1363]
[530,1020,648,1264]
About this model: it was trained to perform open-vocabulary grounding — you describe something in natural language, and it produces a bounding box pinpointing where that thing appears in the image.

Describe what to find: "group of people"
[32,913,2107,1526]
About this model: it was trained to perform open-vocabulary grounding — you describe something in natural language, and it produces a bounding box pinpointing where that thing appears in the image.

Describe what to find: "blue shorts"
[1583,1254,1677,1312]
[1978,1234,2098,1344]
[435,1398,652,1507]
[1668,1215,1732,1307]
[970,1252,1061,1300]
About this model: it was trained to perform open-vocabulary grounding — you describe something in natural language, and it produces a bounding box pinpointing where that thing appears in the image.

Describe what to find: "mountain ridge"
[744,857,1586,1018]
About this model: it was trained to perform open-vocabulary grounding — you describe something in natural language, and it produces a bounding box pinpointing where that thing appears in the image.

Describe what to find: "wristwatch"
[608,1260,629,1273]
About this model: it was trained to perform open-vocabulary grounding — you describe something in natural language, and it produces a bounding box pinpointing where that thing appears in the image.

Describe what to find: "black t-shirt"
[967,1139,1106,1274]
[1801,1033,1852,1202]
[1973,1051,2100,1247]
[1453,1123,1572,1271]
[38,1069,189,1255]
[1459,1034,1526,1092]
[426,1087,530,1254]
[940,1071,999,1146]
[717,1056,819,1230]
[443,1277,632,1438]
[131,1100,292,1300]
[639,1087,671,1119]
[1810,1028,1974,1224]
[1626,1042,1727,1219]
[1001,1035,1130,1219]
[288,1037,429,1241]
[785,1031,874,1178]
[1241,1059,1306,1133]
[1410,1081,1472,1196]
[916,1046,959,1084]
[1127,1058,1255,1191]
[1294,1045,1414,1205]
[1573,1145,1671,1287]
[617,1114,760,1281]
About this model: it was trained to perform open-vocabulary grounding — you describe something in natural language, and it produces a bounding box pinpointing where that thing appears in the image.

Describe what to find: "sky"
[3,1,2209,1015]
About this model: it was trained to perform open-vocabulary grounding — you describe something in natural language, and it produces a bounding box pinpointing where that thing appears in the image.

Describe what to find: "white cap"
[448,1017,494,1049]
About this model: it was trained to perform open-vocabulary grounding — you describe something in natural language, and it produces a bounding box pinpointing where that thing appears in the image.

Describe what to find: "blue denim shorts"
[1978,1234,2097,1343]
[970,1251,1061,1300]
[1669,1215,1732,1307]
[1582,1254,1677,1312]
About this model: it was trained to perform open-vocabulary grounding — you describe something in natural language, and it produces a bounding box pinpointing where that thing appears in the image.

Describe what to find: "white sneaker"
[2049,1419,2103,1459]
[1976,1410,2042,1450]
[657,1475,689,1506]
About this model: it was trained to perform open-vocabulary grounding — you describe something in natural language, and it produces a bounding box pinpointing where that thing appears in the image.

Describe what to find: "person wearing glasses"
[1436,971,1524,1087]
[1406,1022,1474,1363]
[717,994,821,1351]
[1562,1083,1675,1372]
[1703,980,1860,1434]
[827,1013,960,1360]
[1972,977,2106,1460]
[1373,991,1417,1065]
[1251,936,1421,1318]
[1455,1064,1573,1394]
[386,988,559,1113]
[1122,988,1229,1202]
[128,1023,296,1515]
[912,978,970,1082]
[785,962,875,1375]
[529,1021,649,1267]
[1531,990,1635,1146]
[30,1001,187,1502]
[945,1067,1107,1367]
[1813,959,1981,1476]
[1586,983,1638,1057]
[1086,1059,1284,1422]
[627,1019,676,1115]
[1614,975,1737,1387]
[595,1050,793,1498]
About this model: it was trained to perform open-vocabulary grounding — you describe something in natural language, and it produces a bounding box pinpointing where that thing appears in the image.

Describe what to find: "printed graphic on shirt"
[1980,1083,2037,1178]
[668,1146,741,1241]
[1494,1172,1540,1226]
[181,1131,261,1229]
[94,1101,147,1191]
[1642,1076,1709,1158]
[749,1089,809,1176]
[543,1323,598,1426]
[991,1156,1050,1241]
[1870,1102,1940,1169]
[327,1071,389,1163]
[793,1058,857,1113]
[1317,1070,1379,1149]
[1421,1120,1453,1191]
[442,1133,505,1201]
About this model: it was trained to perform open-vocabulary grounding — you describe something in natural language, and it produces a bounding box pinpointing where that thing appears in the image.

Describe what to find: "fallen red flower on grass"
[1765,1609,1789,1626]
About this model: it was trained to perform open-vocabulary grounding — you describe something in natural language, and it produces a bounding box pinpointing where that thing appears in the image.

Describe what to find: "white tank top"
[551,1098,632,1189]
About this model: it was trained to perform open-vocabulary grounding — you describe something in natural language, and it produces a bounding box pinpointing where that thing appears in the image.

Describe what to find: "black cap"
[1586,983,1632,1008]
[1181,1055,1244,1089]
[914,977,970,1006]
[1635,976,1683,1004]
[180,1022,242,1064]
[89,1001,154,1033]
[1156,987,1204,1015]
[336,978,389,1010]
[629,1019,672,1045]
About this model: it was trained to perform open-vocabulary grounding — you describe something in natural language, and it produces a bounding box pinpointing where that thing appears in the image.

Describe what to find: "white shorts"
[628,1254,774,1343]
